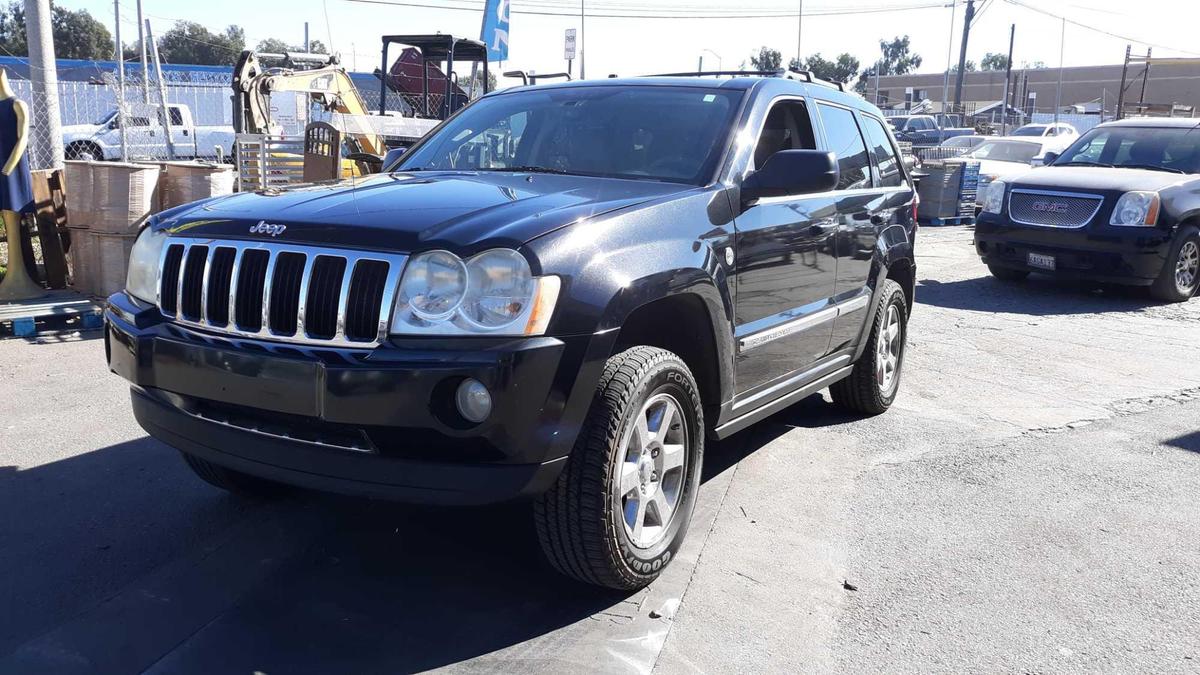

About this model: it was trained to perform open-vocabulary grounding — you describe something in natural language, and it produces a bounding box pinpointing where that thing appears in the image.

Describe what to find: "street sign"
[564,28,577,61]
[480,0,510,62]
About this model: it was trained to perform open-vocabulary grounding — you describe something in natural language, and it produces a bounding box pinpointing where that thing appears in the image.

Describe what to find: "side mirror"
[1042,151,1059,166]
[741,150,839,203]
[382,147,407,172]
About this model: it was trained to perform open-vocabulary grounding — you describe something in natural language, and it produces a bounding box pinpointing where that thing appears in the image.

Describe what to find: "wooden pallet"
[0,290,103,338]
[920,214,976,227]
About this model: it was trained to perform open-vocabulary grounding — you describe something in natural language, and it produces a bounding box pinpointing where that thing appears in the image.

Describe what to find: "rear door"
[827,111,913,352]
[732,97,839,398]
[167,106,198,158]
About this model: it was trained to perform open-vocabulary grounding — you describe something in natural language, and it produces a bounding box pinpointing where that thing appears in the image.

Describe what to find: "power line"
[1001,0,1200,57]
[341,0,950,19]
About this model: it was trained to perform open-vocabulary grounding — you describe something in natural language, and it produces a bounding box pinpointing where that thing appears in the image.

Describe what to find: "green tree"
[255,37,327,55]
[0,1,113,60]
[749,46,783,71]
[800,52,861,84]
[156,21,245,65]
[856,35,923,93]
[981,52,1009,71]
[951,60,977,73]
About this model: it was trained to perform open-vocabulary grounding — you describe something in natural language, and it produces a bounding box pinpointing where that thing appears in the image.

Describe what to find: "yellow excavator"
[231,50,386,177]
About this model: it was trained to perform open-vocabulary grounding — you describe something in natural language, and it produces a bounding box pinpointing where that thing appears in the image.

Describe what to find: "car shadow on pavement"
[1166,431,1200,454]
[916,275,1169,316]
[2,427,784,673]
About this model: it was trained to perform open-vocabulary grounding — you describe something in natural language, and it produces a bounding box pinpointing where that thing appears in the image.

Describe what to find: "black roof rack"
[642,68,846,93]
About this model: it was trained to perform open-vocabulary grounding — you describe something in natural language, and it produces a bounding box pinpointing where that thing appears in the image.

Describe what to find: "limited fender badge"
[725,247,735,266]
[249,220,287,237]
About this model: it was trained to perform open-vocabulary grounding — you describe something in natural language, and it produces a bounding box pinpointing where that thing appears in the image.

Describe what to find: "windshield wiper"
[1054,160,1114,168]
[477,165,574,175]
[1119,163,1185,174]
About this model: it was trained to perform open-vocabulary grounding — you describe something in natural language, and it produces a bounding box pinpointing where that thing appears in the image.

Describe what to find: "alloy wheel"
[618,393,688,549]
[876,305,902,394]
[1176,240,1199,294]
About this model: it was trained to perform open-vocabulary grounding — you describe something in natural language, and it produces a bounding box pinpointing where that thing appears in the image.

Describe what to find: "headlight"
[125,227,169,304]
[1110,191,1160,227]
[981,180,1007,214]
[397,250,467,320]
[391,249,560,336]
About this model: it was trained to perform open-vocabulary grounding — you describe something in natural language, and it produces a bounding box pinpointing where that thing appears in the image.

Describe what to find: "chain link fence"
[12,77,233,171]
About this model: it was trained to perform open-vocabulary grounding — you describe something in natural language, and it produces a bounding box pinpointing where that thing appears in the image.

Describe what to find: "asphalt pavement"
[1,226,1198,673]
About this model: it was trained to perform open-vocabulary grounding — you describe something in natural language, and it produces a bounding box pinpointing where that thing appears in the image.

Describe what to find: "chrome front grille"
[158,239,407,347]
[1009,189,1104,228]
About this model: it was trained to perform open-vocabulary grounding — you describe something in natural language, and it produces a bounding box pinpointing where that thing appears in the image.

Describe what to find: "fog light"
[455,378,492,423]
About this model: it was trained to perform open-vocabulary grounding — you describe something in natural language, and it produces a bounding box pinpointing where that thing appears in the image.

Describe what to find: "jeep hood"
[158,171,692,253]
[1005,166,1192,193]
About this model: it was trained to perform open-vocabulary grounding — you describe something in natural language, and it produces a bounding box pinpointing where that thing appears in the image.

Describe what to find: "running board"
[711,365,854,440]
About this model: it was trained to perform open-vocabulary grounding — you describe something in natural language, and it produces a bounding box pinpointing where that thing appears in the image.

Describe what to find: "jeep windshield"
[397,85,743,185]
[1052,125,1200,174]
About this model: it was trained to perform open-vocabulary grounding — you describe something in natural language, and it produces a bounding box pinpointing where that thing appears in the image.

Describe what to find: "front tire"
[1150,227,1199,302]
[831,279,909,415]
[534,346,704,590]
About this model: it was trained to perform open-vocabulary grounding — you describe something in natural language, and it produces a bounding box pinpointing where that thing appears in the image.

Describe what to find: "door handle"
[809,223,832,236]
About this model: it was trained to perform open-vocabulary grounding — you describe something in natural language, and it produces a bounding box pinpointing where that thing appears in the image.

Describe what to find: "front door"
[732,98,839,399]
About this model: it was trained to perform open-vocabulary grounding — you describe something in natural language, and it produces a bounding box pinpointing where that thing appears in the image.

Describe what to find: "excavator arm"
[232,50,387,157]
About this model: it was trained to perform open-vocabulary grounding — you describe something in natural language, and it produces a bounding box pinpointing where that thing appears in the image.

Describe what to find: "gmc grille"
[1009,190,1103,228]
[158,239,406,347]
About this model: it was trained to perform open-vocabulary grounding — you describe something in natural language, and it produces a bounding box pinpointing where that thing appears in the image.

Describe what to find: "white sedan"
[1010,122,1078,153]
[962,137,1061,206]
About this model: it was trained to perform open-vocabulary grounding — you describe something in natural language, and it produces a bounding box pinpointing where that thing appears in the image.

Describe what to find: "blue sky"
[56,0,1200,88]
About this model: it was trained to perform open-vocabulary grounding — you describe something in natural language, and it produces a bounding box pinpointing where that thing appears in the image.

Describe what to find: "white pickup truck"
[63,103,235,162]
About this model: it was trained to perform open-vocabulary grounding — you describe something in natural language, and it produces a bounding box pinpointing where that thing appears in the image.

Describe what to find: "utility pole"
[23,0,64,169]
[114,0,128,161]
[1001,23,1014,135]
[146,20,176,160]
[939,1,957,140]
[136,0,149,102]
[305,22,310,52]
[796,0,803,69]
[952,0,975,111]
[1054,17,1064,126]
[1139,47,1152,107]
[579,0,585,79]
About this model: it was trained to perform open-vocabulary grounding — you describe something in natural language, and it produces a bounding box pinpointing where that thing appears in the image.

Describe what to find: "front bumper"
[974,215,1173,285]
[106,291,608,505]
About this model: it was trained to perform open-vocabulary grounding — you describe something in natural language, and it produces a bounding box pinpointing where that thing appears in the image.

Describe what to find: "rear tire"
[830,279,908,416]
[180,452,286,498]
[988,264,1029,282]
[534,346,704,590]
[1150,227,1199,302]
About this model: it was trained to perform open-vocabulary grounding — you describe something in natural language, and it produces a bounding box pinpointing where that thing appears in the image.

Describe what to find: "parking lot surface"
[2,226,1198,673]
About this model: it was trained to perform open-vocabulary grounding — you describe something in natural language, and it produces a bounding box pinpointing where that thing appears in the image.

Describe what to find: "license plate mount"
[1026,252,1056,271]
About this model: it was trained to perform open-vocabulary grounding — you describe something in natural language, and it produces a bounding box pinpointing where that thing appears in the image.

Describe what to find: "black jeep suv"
[106,73,917,589]
[976,118,1200,302]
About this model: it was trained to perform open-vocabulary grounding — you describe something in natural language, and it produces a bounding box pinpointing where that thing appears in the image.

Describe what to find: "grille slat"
[159,245,185,313]
[1009,190,1103,228]
[158,239,403,348]
[180,246,209,320]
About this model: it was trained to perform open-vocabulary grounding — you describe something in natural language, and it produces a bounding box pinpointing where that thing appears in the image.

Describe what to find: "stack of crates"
[915,159,980,224]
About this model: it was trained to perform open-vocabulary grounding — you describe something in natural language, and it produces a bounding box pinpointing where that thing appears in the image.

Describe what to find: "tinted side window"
[169,107,184,126]
[751,100,816,170]
[817,103,871,190]
[862,116,904,188]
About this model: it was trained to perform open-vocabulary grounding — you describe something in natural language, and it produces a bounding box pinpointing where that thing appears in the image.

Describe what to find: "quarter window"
[817,103,871,190]
[861,116,904,188]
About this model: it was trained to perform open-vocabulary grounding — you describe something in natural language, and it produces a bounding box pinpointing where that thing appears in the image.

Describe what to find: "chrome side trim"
[1008,188,1104,229]
[733,353,852,412]
[159,238,408,349]
[737,290,872,352]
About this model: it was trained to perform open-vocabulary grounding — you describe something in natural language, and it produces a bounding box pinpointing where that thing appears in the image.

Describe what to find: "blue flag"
[480,0,510,63]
